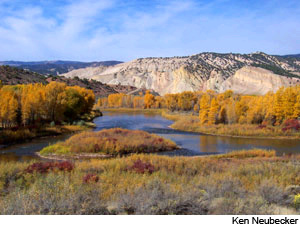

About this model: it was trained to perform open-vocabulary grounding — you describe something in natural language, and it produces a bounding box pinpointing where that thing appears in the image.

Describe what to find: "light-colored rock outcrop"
[62,52,300,95]
[220,66,299,95]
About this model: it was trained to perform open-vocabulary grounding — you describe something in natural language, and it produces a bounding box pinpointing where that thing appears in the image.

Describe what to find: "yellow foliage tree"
[199,94,210,124]
[144,91,155,109]
[208,98,219,125]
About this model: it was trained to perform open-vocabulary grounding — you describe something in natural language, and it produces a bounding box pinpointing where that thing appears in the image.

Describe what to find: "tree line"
[97,86,300,125]
[0,81,95,129]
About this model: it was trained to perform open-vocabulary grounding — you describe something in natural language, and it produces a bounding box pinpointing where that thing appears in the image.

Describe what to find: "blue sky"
[0,0,299,61]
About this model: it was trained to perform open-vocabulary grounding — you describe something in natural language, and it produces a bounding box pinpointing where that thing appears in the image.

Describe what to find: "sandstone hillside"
[63,52,300,95]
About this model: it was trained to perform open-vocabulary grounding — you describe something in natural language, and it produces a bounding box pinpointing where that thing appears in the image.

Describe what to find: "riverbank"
[1,149,300,215]
[161,111,300,139]
[0,109,102,147]
[101,108,163,114]
[0,124,92,146]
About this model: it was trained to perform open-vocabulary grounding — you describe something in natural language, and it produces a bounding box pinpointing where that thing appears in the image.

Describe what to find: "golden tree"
[144,90,155,109]
[199,94,210,124]
[208,98,219,125]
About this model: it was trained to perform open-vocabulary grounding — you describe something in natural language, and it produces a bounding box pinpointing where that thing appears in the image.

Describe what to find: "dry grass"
[1,149,300,214]
[215,149,276,159]
[40,128,178,157]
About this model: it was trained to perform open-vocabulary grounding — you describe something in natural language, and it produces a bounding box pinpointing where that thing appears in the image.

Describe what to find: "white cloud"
[0,0,299,61]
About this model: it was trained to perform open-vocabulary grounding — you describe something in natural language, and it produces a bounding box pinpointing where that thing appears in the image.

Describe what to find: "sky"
[0,0,299,62]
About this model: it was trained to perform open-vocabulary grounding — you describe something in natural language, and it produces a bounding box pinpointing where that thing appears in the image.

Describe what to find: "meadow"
[1,149,300,215]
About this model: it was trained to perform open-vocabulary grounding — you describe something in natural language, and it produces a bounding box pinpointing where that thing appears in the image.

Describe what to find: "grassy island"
[39,128,178,158]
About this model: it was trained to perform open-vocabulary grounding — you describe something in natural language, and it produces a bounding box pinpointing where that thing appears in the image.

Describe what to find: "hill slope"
[63,52,300,95]
[0,65,146,98]
[0,65,46,84]
[0,60,122,75]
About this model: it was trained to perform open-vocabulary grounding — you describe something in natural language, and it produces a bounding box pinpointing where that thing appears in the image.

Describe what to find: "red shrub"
[282,119,300,132]
[83,173,99,183]
[24,161,74,174]
[256,124,267,129]
[127,159,155,174]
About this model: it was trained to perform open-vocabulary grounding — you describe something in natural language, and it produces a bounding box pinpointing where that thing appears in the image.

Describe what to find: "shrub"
[127,159,155,174]
[208,196,273,215]
[40,144,70,155]
[83,174,99,183]
[0,174,108,215]
[294,194,300,209]
[282,119,300,132]
[114,180,207,215]
[24,161,74,174]
[258,180,291,206]
[256,124,267,129]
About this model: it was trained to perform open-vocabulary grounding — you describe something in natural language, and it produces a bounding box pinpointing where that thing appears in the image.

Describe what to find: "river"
[1,111,300,161]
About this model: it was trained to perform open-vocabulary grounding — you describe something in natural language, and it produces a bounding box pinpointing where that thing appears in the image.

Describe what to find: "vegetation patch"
[163,111,300,139]
[126,159,155,174]
[39,128,178,158]
[1,150,300,214]
[83,173,99,183]
[24,161,74,174]
[215,149,276,159]
[0,124,89,145]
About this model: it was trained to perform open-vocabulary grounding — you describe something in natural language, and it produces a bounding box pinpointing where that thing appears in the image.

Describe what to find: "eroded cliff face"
[220,66,300,95]
[62,52,300,95]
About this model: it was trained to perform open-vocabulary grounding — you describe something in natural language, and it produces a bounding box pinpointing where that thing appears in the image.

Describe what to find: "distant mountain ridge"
[0,60,122,75]
[62,52,300,95]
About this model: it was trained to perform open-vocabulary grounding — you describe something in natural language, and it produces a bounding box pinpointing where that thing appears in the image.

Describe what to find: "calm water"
[1,111,300,160]
[94,112,300,156]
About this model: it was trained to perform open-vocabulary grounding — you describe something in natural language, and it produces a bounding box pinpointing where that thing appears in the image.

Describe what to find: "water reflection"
[0,134,70,161]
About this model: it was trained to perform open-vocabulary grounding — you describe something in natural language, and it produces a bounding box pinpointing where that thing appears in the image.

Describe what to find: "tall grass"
[1,149,300,214]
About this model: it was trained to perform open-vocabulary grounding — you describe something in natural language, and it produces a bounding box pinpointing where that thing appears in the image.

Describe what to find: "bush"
[40,144,70,155]
[83,174,99,183]
[282,119,300,132]
[24,161,74,174]
[0,174,108,215]
[127,159,155,174]
[257,181,291,206]
[113,180,207,215]
[294,194,300,209]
